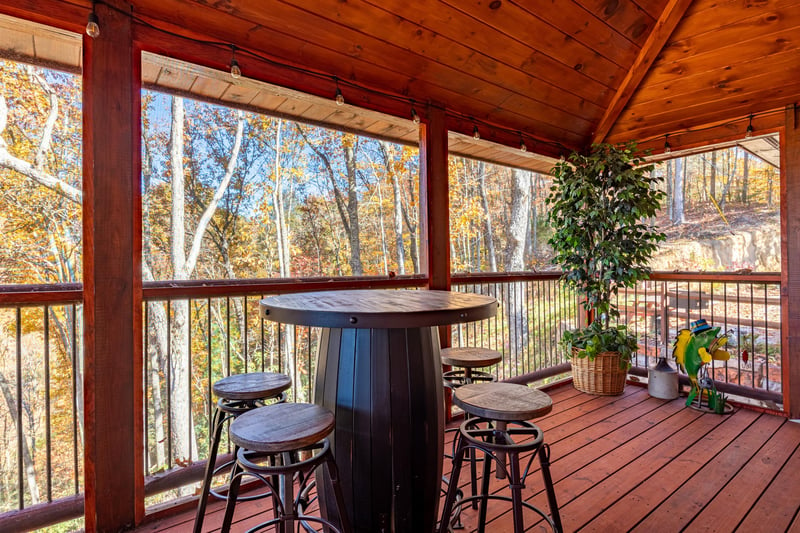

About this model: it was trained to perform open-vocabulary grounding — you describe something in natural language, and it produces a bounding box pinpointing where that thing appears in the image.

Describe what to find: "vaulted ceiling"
[2,0,799,167]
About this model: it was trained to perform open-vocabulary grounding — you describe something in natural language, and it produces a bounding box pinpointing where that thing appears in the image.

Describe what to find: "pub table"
[260,289,497,533]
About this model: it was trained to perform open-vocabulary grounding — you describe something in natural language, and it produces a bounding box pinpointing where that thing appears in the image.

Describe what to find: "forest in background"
[0,57,783,517]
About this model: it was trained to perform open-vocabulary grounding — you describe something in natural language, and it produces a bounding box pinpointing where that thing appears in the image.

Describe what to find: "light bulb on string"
[229,46,241,79]
[745,115,754,138]
[664,135,672,155]
[411,107,420,125]
[473,125,480,140]
[86,3,100,38]
[334,78,345,106]
[519,133,527,152]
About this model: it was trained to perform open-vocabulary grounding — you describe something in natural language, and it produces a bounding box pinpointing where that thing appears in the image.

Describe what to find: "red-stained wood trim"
[0,0,86,35]
[592,0,695,145]
[132,42,145,526]
[0,494,84,532]
[648,271,781,283]
[141,276,427,300]
[0,284,82,306]
[82,1,137,530]
[781,103,800,418]
[630,112,784,157]
[420,105,450,294]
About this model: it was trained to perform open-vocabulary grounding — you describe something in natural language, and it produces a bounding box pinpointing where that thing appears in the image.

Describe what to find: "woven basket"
[571,349,627,395]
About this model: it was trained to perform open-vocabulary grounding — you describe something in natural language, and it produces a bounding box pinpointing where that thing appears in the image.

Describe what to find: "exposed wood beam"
[634,111,784,157]
[781,103,800,418]
[83,0,141,530]
[591,0,694,145]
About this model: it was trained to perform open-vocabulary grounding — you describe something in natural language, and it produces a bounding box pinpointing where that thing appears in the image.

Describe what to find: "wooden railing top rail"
[0,283,82,306]
[0,271,781,306]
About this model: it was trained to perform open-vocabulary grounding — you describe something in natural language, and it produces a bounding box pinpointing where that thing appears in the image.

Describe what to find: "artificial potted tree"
[547,143,665,395]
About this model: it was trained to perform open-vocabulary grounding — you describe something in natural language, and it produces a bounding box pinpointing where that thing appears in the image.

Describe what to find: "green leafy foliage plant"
[547,143,666,366]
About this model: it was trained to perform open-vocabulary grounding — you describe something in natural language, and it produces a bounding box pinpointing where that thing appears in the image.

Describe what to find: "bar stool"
[439,382,562,533]
[194,372,291,533]
[441,346,502,514]
[221,402,350,533]
[441,347,502,389]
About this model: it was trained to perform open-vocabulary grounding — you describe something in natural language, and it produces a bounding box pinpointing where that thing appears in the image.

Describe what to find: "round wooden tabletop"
[212,372,291,401]
[441,346,503,368]
[230,403,334,453]
[260,289,497,329]
[453,383,553,421]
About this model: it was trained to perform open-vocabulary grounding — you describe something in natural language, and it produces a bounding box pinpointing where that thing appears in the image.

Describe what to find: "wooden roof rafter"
[592,0,695,145]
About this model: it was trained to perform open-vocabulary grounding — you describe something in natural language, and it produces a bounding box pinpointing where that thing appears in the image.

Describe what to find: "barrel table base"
[315,326,445,533]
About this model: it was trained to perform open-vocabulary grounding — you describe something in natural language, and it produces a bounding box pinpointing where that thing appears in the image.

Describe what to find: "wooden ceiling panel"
[574,0,657,46]
[610,0,800,144]
[436,0,627,85]
[7,0,800,163]
[135,0,591,145]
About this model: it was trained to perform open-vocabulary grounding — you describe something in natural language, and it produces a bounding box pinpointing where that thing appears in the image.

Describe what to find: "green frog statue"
[673,319,733,413]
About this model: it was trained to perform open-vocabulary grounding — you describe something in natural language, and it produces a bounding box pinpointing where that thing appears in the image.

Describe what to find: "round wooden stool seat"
[212,371,291,401]
[453,382,552,421]
[441,347,502,368]
[230,402,335,453]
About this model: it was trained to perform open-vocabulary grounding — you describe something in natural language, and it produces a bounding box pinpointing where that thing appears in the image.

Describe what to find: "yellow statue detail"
[672,319,731,411]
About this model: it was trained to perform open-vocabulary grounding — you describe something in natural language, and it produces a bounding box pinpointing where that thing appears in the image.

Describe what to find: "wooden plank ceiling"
[3,0,800,163]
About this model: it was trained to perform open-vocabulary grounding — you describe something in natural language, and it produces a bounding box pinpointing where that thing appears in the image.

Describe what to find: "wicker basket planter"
[571,349,627,396]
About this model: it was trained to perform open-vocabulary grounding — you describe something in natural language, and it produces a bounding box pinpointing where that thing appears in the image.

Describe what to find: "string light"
[745,114,754,138]
[84,0,578,155]
[473,125,480,140]
[664,134,671,155]
[229,46,241,79]
[519,132,527,152]
[411,106,420,125]
[86,1,100,38]
[334,78,345,106]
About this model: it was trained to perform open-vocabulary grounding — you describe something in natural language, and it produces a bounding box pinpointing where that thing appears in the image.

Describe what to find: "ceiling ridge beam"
[591,0,694,145]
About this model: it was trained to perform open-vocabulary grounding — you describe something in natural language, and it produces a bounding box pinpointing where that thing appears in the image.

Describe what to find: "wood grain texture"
[212,372,291,401]
[82,1,138,530]
[781,104,800,418]
[229,403,334,453]
[592,0,694,143]
[453,383,553,421]
[260,289,497,329]
[440,346,503,368]
[421,107,451,292]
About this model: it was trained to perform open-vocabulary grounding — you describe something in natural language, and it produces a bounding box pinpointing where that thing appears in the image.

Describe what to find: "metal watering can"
[648,355,679,400]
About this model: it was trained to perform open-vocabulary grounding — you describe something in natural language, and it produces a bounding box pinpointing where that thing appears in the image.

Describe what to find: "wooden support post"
[420,104,450,294]
[420,105,453,417]
[83,1,142,530]
[781,104,800,419]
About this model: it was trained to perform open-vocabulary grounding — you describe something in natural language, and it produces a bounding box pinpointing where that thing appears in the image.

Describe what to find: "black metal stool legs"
[538,443,563,532]
[194,404,231,533]
[439,418,562,533]
[221,440,350,533]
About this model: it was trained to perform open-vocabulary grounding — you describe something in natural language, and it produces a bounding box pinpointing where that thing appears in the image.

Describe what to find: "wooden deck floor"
[136,383,800,532]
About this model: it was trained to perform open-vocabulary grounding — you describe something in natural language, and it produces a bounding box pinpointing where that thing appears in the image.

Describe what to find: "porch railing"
[0,271,784,528]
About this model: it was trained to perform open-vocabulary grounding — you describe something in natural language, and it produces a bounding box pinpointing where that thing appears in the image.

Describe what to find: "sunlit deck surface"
[136,384,800,532]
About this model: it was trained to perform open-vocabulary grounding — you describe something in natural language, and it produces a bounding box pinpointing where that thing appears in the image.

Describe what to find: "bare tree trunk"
[343,139,363,275]
[672,158,685,224]
[710,151,717,200]
[742,152,749,204]
[401,169,419,273]
[477,161,497,271]
[0,371,40,504]
[380,142,406,275]
[504,169,531,356]
[273,119,291,278]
